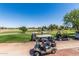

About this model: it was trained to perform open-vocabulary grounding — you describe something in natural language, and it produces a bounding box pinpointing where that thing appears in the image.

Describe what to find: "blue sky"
[0,3,79,27]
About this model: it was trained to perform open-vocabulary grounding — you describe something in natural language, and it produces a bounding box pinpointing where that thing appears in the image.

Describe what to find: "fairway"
[0,33,31,43]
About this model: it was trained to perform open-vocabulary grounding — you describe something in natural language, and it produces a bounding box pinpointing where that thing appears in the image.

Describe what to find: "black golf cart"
[55,31,68,41]
[31,32,36,41]
[30,34,57,56]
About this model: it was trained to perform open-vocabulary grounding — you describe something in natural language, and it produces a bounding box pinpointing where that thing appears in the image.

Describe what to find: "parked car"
[29,34,57,56]
[75,31,79,40]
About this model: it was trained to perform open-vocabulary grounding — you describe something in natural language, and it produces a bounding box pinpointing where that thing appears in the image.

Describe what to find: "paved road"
[0,40,79,56]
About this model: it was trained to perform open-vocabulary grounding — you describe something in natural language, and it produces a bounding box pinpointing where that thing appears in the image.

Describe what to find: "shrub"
[19,26,27,33]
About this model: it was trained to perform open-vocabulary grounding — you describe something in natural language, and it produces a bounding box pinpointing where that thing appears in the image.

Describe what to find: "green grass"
[0,34,31,43]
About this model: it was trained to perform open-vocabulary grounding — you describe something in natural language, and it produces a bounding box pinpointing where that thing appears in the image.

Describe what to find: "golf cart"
[55,31,62,41]
[31,32,36,41]
[62,34,69,41]
[30,34,57,56]
[55,31,68,41]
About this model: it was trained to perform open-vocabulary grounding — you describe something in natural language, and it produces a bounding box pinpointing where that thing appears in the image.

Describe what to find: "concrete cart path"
[0,40,79,56]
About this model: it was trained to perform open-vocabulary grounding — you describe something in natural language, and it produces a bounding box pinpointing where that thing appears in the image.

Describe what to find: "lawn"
[0,33,31,43]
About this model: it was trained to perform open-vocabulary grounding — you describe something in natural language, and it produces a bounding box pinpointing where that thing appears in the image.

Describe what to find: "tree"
[48,24,53,31]
[48,24,58,31]
[64,9,79,30]
[42,26,47,31]
[38,27,41,32]
[59,25,65,30]
[19,26,27,33]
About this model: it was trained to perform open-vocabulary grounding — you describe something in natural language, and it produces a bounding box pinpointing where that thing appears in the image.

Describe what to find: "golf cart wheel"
[30,49,35,56]
[51,49,57,54]
[34,51,41,56]
[51,43,56,47]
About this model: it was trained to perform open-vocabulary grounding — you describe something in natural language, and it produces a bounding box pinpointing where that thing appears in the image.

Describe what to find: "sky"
[0,3,79,28]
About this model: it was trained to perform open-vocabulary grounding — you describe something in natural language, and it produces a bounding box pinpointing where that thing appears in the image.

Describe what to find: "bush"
[19,26,27,33]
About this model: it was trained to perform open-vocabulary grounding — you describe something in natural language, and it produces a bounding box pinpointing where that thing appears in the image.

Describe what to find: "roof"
[36,34,52,38]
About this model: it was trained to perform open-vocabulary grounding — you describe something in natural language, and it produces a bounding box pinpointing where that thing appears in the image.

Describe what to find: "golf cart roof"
[36,34,52,38]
